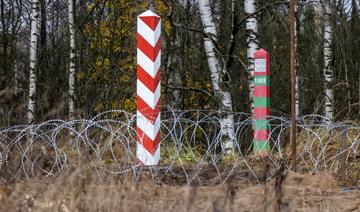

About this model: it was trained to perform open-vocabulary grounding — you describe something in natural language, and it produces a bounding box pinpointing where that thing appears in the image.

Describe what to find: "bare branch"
[162,83,213,97]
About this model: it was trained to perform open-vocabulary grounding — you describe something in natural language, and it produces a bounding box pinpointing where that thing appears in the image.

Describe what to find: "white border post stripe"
[137,49,161,78]
[137,79,161,109]
[136,10,161,165]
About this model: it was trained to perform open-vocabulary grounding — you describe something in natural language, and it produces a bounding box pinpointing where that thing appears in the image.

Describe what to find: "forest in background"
[0,0,359,127]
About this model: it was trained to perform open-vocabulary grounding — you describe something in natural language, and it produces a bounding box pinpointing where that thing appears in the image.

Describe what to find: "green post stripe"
[254,76,270,86]
[253,119,270,129]
[253,140,269,152]
[254,97,270,108]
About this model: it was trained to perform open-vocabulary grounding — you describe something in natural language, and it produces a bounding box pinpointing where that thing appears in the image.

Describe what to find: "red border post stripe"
[136,10,161,165]
[253,49,270,157]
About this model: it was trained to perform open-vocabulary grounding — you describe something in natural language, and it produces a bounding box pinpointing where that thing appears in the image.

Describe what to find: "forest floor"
[0,167,359,212]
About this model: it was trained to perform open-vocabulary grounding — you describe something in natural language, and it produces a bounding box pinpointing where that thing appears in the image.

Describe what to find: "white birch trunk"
[68,0,76,120]
[27,0,40,124]
[244,0,259,112]
[198,0,235,154]
[323,1,334,122]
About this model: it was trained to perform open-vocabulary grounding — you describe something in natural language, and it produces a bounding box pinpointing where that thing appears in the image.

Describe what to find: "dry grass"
[0,161,359,212]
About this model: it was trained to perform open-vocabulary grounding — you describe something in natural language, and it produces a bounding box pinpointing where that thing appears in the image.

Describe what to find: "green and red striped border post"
[253,48,270,158]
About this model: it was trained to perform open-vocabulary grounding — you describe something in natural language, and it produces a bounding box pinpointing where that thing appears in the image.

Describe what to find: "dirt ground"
[0,169,359,212]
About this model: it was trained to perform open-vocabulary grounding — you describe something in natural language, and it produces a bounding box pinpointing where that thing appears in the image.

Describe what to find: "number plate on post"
[255,59,266,73]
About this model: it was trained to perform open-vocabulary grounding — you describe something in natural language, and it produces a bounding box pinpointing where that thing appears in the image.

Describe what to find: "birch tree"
[323,0,334,122]
[28,0,40,124]
[198,0,235,154]
[244,0,259,112]
[68,0,76,120]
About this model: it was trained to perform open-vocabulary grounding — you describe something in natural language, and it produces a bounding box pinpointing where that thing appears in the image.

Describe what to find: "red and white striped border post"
[136,10,161,165]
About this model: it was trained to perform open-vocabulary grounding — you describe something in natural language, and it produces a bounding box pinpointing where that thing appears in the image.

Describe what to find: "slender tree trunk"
[14,61,18,95]
[39,0,48,117]
[213,0,221,29]
[311,4,322,114]
[295,2,300,118]
[355,63,360,117]
[244,0,259,112]
[323,1,334,122]
[226,0,239,73]
[230,0,235,45]
[0,0,8,89]
[28,0,40,124]
[147,0,155,12]
[198,0,235,154]
[76,0,86,83]
[344,60,351,115]
[68,0,76,120]
[40,0,46,49]
[351,0,359,118]
[167,3,184,110]
[167,38,184,109]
